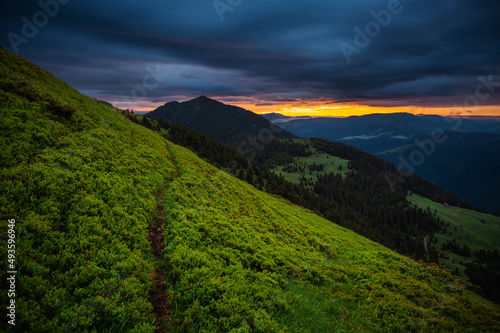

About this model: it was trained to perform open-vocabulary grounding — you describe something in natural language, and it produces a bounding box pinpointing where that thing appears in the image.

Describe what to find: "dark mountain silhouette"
[147,96,296,145]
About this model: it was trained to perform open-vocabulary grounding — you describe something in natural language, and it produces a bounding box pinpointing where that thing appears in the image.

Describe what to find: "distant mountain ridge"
[261,112,314,124]
[147,96,296,144]
[268,112,500,147]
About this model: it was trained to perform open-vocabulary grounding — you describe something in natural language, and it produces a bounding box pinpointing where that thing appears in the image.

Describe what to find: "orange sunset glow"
[230,102,500,118]
[122,95,500,118]
[129,99,500,118]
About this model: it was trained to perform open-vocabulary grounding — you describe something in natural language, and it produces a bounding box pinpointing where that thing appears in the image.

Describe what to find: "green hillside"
[408,193,500,252]
[407,193,500,279]
[162,144,500,332]
[2,47,500,332]
[271,139,351,187]
[0,46,177,332]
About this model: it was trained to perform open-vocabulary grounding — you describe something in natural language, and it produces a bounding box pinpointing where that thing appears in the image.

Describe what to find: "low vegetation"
[160,143,500,332]
[1,47,175,331]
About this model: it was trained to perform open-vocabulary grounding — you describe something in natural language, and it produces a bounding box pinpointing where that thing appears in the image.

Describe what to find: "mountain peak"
[192,95,219,103]
[193,95,209,100]
[147,96,297,144]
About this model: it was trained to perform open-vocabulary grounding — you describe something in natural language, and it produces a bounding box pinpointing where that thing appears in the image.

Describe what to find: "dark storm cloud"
[1,0,499,109]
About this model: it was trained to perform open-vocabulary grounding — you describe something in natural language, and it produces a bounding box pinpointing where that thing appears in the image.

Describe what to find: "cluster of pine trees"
[465,249,500,302]
[308,162,325,172]
[254,139,310,168]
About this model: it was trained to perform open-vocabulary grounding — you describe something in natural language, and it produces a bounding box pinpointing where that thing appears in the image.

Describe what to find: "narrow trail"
[424,234,430,257]
[149,185,171,332]
[149,144,181,332]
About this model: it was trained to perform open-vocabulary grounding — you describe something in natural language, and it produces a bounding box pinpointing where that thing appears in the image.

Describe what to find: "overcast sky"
[1,0,500,115]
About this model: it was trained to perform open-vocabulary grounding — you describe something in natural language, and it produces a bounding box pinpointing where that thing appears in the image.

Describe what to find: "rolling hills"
[265,113,500,213]
[264,113,500,149]
[2,47,500,332]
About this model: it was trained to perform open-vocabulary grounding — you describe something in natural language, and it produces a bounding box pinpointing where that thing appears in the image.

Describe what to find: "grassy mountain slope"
[407,193,500,302]
[2,48,500,332]
[408,193,500,252]
[0,47,177,332]
[147,96,296,145]
[163,143,499,332]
